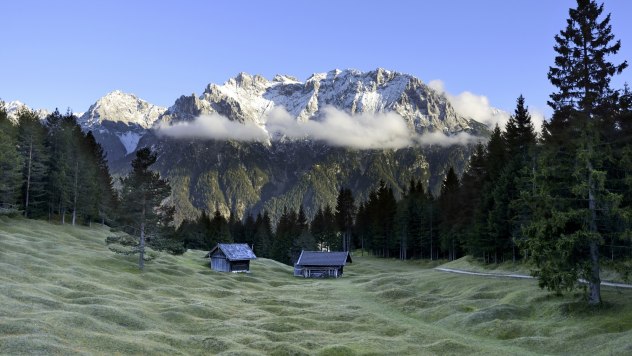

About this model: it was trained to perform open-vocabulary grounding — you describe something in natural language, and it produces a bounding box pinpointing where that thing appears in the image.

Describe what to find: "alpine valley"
[11,68,493,224]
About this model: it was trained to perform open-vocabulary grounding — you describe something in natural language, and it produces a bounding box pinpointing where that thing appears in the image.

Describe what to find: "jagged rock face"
[77,91,167,162]
[161,68,474,135]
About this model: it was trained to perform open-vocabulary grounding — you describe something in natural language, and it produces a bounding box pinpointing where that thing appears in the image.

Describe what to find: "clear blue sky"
[1,0,630,118]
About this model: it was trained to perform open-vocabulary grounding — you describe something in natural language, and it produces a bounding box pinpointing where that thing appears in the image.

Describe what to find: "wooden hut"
[206,243,256,273]
[293,251,352,278]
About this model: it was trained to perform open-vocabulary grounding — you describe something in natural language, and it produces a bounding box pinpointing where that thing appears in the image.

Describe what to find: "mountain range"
[5,68,493,224]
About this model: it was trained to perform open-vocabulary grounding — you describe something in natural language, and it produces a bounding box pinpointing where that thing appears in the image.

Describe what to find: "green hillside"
[1,217,631,355]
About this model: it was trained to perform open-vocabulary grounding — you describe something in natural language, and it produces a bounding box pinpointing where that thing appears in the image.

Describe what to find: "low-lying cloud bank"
[157,106,484,149]
[156,114,268,141]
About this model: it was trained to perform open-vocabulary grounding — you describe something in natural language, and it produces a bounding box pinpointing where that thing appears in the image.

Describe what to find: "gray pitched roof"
[295,251,352,266]
[207,243,256,261]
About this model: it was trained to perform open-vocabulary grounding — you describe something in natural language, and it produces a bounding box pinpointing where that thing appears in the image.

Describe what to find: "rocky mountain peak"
[272,74,299,83]
[79,90,166,129]
[162,68,478,134]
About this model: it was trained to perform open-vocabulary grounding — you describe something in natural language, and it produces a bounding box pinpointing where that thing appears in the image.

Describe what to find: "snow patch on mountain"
[117,132,143,154]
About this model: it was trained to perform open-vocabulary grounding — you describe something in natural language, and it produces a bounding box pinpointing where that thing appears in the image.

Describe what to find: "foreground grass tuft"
[1,217,631,355]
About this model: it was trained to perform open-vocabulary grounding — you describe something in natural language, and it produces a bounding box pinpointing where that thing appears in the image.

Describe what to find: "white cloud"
[427,79,445,93]
[157,106,483,149]
[266,106,414,149]
[429,79,510,129]
[416,131,483,147]
[267,106,483,149]
[428,79,544,133]
[528,108,546,135]
[156,113,268,141]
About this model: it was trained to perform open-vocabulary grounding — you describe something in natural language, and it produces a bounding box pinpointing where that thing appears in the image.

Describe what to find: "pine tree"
[180,212,211,250]
[335,188,355,252]
[395,190,410,260]
[45,109,73,222]
[408,180,427,259]
[438,167,462,260]
[17,109,49,218]
[479,125,508,262]
[526,0,627,305]
[254,211,273,257]
[460,142,489,258]
[272,207,295,265]
[322,205,339,251]
[84,131,117,225]
[119,147,172,270]
[422,192,439,260]
[297,205,308,233]
[503,95,538,262]
[0,103,22,209]
[548,0,627,115]
[310,207,326,250]
[505,95,538,160]
[209,210,232,246]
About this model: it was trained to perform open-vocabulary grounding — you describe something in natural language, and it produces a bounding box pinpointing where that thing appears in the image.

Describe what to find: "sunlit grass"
[1,216,631,355]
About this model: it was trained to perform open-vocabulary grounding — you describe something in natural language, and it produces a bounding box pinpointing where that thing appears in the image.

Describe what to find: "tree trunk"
[587,158,601,305]
[139,197,146,270]
[24,140,33,217]
[72,161,78,226]
[429,212,434,261]
[361,235,364,256]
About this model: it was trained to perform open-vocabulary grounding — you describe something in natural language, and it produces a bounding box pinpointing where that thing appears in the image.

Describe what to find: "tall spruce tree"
[45,110,73,223]
[18,109,49,218]
[548,0,627,115]
[460,142,489,259]
[119,147,172,270]
[503,95,538,262]
[335,188,355,252]
[438,167,461,260]
[254,211,273,258]
[84,131,117,225]
[0,103,22,209]
[209,210,232,246]
[525,0,627,304]
[505,95,538,160]
[272,207,295,265]
[322,205,339,251]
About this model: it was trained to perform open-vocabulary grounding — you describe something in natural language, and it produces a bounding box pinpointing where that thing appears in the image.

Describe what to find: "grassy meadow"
[1,216,632,355]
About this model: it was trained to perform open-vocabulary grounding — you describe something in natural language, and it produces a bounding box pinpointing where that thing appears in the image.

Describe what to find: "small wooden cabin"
[294,251,352,278]
[206,243,256,273]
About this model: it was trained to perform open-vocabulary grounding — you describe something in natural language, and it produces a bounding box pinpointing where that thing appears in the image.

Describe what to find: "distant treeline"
[0,107,180,257]
[0,108,117,225]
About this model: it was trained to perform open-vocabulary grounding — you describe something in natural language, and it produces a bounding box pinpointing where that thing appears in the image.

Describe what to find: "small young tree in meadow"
[119,147,171,270]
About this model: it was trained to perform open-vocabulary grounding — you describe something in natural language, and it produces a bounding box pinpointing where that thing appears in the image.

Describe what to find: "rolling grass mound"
[1,216,631,355]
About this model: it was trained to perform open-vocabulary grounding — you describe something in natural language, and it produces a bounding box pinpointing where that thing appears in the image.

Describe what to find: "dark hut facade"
[206,243,256,273]
[294,251,352,278]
